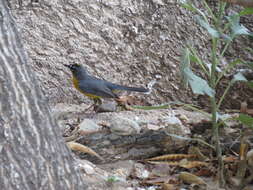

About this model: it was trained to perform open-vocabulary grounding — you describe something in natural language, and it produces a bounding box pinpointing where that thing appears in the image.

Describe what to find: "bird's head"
[64,64,88,79]
[64,64,82,72]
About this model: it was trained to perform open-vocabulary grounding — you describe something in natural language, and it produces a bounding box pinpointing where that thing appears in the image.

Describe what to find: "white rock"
[79,119,101,131]
[82,163,95,175]
[110,116,140,136]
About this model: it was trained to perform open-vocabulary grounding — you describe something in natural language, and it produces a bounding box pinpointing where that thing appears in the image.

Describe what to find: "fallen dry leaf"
[223,156,238,163]
[179,172,206,185]
[161,183,176,190]
[147,160,208,169]
[194,168,214,177]
[179,160,209,169]
[66,141,103,160]
[144,176,179,185]
[146,154,198,161]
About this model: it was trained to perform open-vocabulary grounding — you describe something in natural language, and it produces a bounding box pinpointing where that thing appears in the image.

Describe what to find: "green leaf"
[216,59,244,85]
[247,81,253,88]
[180,48,214,97]
[188,46,209,75]
[107,176,120,183]
[195,15,219,38]
[232,72,247,83]
[237,114,253,128]
[216,112,224,122]
[220,33,233,42]
[239,8,253,16]
[184,67,215,97]
[228,14,250,36]
[232,24,250,36]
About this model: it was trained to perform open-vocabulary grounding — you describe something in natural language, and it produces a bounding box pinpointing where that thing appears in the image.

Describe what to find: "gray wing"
[78,79,118,98]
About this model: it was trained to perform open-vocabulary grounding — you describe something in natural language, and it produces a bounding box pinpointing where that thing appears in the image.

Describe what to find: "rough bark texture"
[0,1,87,189]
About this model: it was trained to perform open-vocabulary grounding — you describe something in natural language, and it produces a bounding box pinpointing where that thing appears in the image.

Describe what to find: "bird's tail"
[111,84,149,93]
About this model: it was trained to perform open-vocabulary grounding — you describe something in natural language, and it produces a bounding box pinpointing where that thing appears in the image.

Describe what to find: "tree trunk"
[0,1,87,189]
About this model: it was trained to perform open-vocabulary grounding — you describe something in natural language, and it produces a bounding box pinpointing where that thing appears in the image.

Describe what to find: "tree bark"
[0,1,87,189]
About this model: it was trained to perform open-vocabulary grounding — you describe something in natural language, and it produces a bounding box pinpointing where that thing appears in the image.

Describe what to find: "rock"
[247,149,253,166]
[100,160,135,180]
[51,103,89,121]
[134,163,149,179]
[146,123,163,130]
[82,163,95,175]
[110,182,132,190]
[79,119,101,132]
[11,0,212,108]
[161,114,191,149]
[110,116,140,136]
[152,0,165,5]
[77,159,119,190]
[164,115,190,136]
[51,103,89,129]
[96,102,117,113]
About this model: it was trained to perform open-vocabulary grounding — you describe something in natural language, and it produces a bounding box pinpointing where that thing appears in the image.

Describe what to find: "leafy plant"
[107,176,120,183]
[179,0,252,187]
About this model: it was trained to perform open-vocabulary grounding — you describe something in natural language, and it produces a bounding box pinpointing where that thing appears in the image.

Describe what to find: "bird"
[64,64,149,107]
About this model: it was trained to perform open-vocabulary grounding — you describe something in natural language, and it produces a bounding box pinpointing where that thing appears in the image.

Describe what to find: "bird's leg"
[93,98,102,112]
[83,98,103,114]
[82,98,98,112]
[115,97,134,111]
[94,98,102,105]
[84,104,95,112]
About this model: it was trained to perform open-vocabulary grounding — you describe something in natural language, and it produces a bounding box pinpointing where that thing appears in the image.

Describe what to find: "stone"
[164,115,191,136]
[96,102,117,113]
[79,119,101,132]
[82,163,95,175]
[134,163,149,179]
[110,116,140,136]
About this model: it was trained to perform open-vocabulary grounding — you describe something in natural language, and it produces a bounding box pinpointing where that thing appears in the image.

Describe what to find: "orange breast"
[72,77,101,99]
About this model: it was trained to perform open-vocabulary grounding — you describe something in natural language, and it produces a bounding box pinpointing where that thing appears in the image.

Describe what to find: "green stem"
[220,40,231,57]
[216,2,226,27]
[215,59,241,86]
[210,36,226,187]
[131,104,170,110]
[188,45,209,76]
[203,0,217,23]
[217,82,233,109]
[182,104,211,118]
[213,111,226,187]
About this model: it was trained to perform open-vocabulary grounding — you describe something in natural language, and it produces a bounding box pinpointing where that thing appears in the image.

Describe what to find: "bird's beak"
[63,64,70,69]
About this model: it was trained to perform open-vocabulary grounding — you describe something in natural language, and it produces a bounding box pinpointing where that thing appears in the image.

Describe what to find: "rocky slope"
[11,0,210,107]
